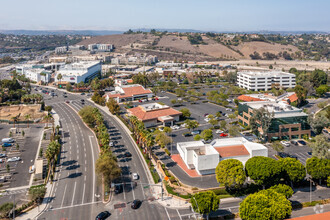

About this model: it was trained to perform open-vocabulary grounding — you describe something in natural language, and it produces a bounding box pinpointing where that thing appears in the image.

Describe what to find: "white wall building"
[16,65,51,83]
[55,61,101,84]
[177,137,268,175]
[237,71,296,91]
[88,44,113,52]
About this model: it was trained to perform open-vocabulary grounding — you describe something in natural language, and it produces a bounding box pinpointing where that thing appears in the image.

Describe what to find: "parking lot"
[0,124,43,189]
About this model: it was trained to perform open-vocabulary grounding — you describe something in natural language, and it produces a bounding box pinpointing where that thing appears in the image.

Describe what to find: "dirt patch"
[0,104,46,121]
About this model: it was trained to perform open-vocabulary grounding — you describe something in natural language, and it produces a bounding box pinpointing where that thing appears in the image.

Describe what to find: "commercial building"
[16,65,51,83]
[177,137,268,175]
[237,92,298,105]
[127,103,182,127]
[237,71,296,91]
[55,61,101,84]
[238,101,310,140]
[104,84,153,103]
[88,44,113,52]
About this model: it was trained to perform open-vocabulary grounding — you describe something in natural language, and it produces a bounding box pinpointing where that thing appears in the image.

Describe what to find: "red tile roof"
[171,154,200,177]
[285,93,298,103]
[214,145,250,158]
[237,95,264,102]
[128,105,182,121]
[290,212,330,220]
[105,85,152,99]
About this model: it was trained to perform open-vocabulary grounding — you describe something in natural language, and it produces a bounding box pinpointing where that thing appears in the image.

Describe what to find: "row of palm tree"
[129,116,154,156]
[45,140,61,182]
[21,94,43,103]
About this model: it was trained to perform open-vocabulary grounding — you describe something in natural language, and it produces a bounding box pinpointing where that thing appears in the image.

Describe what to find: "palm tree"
[11,116,17,128]
[57,74,63,87]
[25,114,31,128]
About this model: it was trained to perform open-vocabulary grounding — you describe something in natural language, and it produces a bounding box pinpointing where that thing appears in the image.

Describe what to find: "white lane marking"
[131,181,136,200]
[140,181,146,200]
[61,184,67,208]
[89,136,96,203]
[50,201,102,211]
[164,207,171,220]
[82,176,86,204]
[176,209,182,220]
[71,181,77,206]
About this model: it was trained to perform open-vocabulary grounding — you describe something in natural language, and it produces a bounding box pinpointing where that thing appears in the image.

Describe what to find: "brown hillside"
[233,41,299,58]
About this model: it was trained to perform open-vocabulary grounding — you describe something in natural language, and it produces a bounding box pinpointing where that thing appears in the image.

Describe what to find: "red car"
[220,133,228,137]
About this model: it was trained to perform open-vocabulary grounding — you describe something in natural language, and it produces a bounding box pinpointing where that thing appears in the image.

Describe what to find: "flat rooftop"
[238,71,295,77]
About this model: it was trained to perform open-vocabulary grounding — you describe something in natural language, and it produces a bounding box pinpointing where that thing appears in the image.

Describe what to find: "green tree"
[29,185,46,204]
[170,99,177,106]
[245,156,281,188]
[279,158,305,186]
[66,83,72,91]
[106,98,120,115]
[191,191,220,218]
[209,119,218,127]
[316,85,329,97]
[250,108,273,141]
[308,114,330,135]
[272,141,284,154]
[228,125,240,137]
[239,189,292,220]
[306,157,330,184]
[269,184,294,199]
[25,114,31,128]
[95,151,121,185]
[294,85,307,107]
[215,159,246,188]
[180,108,191,119]
[194,134,202,141]
[309,135,330,159]
[163,126,172,134]
[91,78,101,91]
[201,129,213,141]
[185,119,199,131]
[220,120,227,130]
[155,132,172,148]
[0,202,13,218]
[57,73,63,86]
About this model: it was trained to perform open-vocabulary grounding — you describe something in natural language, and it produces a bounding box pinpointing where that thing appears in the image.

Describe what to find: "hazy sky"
[0,0,329,31]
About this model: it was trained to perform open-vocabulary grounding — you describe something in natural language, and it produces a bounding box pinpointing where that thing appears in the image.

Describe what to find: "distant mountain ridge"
[0,29,328,36]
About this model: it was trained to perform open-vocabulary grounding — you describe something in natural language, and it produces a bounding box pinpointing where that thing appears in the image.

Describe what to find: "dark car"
[114,184,123,194]
[95,211,110,220]
[124,152,132,157]
[182,133,192,137]
[131,199,142,209]
[290,140,298,145]
[81,93,85,95]
[278,152,291,158]
[297,140,307,146]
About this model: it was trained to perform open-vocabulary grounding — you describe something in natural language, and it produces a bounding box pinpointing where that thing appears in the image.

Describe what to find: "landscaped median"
[78,106,121,202]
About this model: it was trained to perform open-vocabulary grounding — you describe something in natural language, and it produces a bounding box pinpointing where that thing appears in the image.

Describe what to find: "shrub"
[165,148,171,156]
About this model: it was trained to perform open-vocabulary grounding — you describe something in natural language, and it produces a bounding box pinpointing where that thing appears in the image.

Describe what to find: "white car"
[7,157,20,162]
[280,141,290,147]
[181,123,187,128]
[204,118,210,122]
[132,173,139,180]
[170,125,180,130]
[29,165,35,174]
[216,130,224,134]
[159,127,164,132]
[109,141,114,147]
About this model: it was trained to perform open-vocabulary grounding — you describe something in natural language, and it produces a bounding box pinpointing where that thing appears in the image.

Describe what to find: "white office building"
[88,44,113,52]
[237,71,296,91]
[177,137,268,175]
[16,65,51,83]
[55,61,101,84]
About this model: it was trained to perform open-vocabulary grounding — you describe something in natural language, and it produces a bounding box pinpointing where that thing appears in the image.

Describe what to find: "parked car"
[66,100,70,104]
[220,133,228,137]
[132,173,139,180]
[158,127,164,132]
[2,143,12,147]
[124,152,132,157]
[114,184,123,194]
[109,141,114,147]
[7,157,20,162]
[278,152,291,158]
[0,159,3,163]
[182,132,192,137]
[216,130,224,134]
[131,199,142,209]
[170,125,180,130]
[204,113,209,117]
[290,140,298,145]
[0,154,6,158]
[191,130,201,135]
[95,211,111,220]
[204,118,210,122]
[180,123,187,128]
[297,140,307,146]
[280,141,290,147]
[1,138,14,143]
[81,93,85,95]
[29,165,35,174]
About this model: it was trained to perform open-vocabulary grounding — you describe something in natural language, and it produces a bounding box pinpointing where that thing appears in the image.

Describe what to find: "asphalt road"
[304,92,330,114]
[35,96,102,219]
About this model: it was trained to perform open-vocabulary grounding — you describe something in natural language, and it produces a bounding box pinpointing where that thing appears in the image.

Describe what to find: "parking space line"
[176,209,182,220]
[164,207,171,220]
[71,181,77,206]
[61,184,67,208]
[140,181,146,200]
[131,181,136,200]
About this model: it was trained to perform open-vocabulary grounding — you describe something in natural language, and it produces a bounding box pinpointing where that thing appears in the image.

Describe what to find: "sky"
[0,0,329,32]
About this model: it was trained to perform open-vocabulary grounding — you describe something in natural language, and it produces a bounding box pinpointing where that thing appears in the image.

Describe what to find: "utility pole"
[161,180,164,201]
